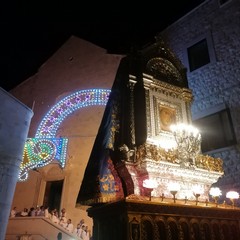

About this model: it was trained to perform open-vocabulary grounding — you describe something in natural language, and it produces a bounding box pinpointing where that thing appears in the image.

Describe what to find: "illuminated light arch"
[35,88,111,138]
[19,88,111,181]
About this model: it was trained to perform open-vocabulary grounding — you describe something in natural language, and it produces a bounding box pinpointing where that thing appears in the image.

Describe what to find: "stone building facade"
[9,36,123,229]
[7,0,240,237]
[160,0,240,200]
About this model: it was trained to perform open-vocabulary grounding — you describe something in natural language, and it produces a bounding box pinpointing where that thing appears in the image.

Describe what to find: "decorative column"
[128,75,137,149]
[142,74,153,139]
[0,88,33,240]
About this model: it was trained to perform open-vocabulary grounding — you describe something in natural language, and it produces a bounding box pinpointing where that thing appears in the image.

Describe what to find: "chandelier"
[170,123,201,168]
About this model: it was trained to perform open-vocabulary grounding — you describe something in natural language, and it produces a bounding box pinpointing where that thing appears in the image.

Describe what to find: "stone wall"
[9,36,123,229]
[160,0,240,199]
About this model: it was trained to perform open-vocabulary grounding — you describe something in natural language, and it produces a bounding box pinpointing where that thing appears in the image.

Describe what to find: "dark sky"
[0,1,205,91]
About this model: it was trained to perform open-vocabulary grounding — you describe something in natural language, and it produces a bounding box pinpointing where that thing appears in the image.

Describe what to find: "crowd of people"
[10,206,92,240]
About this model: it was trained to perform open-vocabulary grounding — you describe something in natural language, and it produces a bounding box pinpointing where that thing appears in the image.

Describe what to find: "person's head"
[80,218,85,224]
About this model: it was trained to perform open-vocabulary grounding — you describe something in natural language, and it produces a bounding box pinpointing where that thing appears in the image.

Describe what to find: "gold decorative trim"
[136,143,223,173]
[146,57,183,83]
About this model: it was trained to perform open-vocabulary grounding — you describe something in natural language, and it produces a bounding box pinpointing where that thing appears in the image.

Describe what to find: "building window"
[43,180,63,211]
[193,109,236,153]
[187,39,210,72]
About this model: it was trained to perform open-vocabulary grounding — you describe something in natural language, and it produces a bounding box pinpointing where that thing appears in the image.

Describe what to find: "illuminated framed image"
[159,105,176,132]
[150,95,183,138]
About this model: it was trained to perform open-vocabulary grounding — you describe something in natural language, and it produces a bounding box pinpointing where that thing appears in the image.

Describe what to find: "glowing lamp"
[226,191,239,207]
[143,179,157,201]
[168,183,180,203]
[193,186,203,205]
[209,187,222,207]
[143,179,158,189]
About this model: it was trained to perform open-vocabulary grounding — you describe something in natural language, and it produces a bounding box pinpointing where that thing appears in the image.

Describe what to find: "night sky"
[0,1,205,91]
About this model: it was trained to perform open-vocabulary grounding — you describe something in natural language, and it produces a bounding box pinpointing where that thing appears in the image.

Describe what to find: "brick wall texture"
[160,0,240,198]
